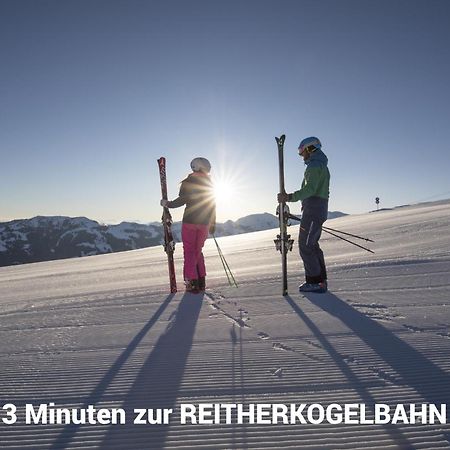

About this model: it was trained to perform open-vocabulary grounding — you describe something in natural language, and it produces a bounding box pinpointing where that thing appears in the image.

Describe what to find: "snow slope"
[0,200,449,449]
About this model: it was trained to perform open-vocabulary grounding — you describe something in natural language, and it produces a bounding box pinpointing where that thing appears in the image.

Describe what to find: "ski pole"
[214,237,234,286]
[213,235,238,287]
[288,213,374,253]
[322,228,375,254]
[215,237,238,287]
[287,213,374,243]
[216,242,232,286]
[322,226,374,242]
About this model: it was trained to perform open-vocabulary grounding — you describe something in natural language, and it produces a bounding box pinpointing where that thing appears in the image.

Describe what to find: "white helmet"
[190,157,211,173]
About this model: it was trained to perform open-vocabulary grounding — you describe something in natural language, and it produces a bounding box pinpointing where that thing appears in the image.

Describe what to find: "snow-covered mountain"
[0,216,160,267]
[0,211,346,267]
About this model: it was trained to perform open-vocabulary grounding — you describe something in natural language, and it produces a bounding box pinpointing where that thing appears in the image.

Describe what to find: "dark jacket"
[167,172,216,227]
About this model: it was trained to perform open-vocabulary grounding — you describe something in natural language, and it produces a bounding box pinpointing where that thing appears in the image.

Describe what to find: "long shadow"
[50,293,175,450]
[284,294,412,449]
[304,292,450,411]
[99,292,203,449]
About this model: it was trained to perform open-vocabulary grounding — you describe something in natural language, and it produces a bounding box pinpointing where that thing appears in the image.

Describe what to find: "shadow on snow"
[50,292,176,449]
[98,292,203,449]
[284,291,450,449]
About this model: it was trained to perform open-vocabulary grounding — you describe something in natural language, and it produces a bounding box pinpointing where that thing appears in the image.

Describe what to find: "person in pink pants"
[182,222,209,281]
[160,157,216,293]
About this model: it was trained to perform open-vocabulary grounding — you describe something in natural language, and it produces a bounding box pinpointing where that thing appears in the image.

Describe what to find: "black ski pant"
[299,212,327,284]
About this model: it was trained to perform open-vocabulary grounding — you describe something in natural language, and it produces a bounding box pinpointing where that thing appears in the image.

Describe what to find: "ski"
[274,135,294,296]
[157,157,177,293]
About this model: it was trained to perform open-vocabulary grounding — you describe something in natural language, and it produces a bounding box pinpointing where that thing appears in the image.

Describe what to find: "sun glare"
[210,147,250,220]
[214,180,235,202]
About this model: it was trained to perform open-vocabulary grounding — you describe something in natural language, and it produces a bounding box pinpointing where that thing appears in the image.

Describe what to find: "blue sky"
[1,0,450,223]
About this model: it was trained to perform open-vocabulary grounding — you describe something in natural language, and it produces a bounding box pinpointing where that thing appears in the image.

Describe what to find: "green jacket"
[291,149,330,202]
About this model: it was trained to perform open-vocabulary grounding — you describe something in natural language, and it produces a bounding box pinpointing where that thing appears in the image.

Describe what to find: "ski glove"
[160,199,169,207]
[277,192,293,203]
[209,224,216,234]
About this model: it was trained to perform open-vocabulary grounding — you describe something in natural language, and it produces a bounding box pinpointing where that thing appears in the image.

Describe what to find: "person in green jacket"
[278,136,330,293]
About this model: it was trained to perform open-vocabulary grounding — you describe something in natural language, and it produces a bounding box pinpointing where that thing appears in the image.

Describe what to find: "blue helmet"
[298,136,322,155]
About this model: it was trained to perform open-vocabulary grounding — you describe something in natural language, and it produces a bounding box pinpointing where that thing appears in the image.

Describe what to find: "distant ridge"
[0,211,347,267]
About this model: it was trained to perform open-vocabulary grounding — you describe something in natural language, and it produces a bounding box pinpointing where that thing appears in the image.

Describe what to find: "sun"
[210,151,248,220]
[214,180,235,203]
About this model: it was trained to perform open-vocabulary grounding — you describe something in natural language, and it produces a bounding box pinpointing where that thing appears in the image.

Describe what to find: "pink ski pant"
[181,223,209,280]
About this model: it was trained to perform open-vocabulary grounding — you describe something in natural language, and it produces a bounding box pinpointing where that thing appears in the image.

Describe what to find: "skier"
[278,137,330,293]
[160,157,216,293]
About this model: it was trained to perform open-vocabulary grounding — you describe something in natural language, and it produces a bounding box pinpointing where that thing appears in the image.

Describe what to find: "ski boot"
[198,276,206,291]
[299,281,327,294]
[185,279,200,294]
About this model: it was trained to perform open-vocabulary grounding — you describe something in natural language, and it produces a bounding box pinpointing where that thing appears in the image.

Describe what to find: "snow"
[27,216,68,228]
[56,226,112,253]
[235,212,278,229]
[0,228,29,252]
[0,200,449,449]
[12,230,28,241]
[107,222,159,240]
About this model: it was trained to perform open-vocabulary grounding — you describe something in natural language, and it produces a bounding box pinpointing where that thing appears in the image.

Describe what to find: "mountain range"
[0,211,346,267]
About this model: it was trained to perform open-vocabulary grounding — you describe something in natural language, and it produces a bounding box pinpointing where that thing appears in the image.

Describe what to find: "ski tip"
[275,134,286,145]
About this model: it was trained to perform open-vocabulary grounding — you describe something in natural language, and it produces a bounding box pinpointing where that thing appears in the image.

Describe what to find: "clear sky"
[1,0,450,224]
